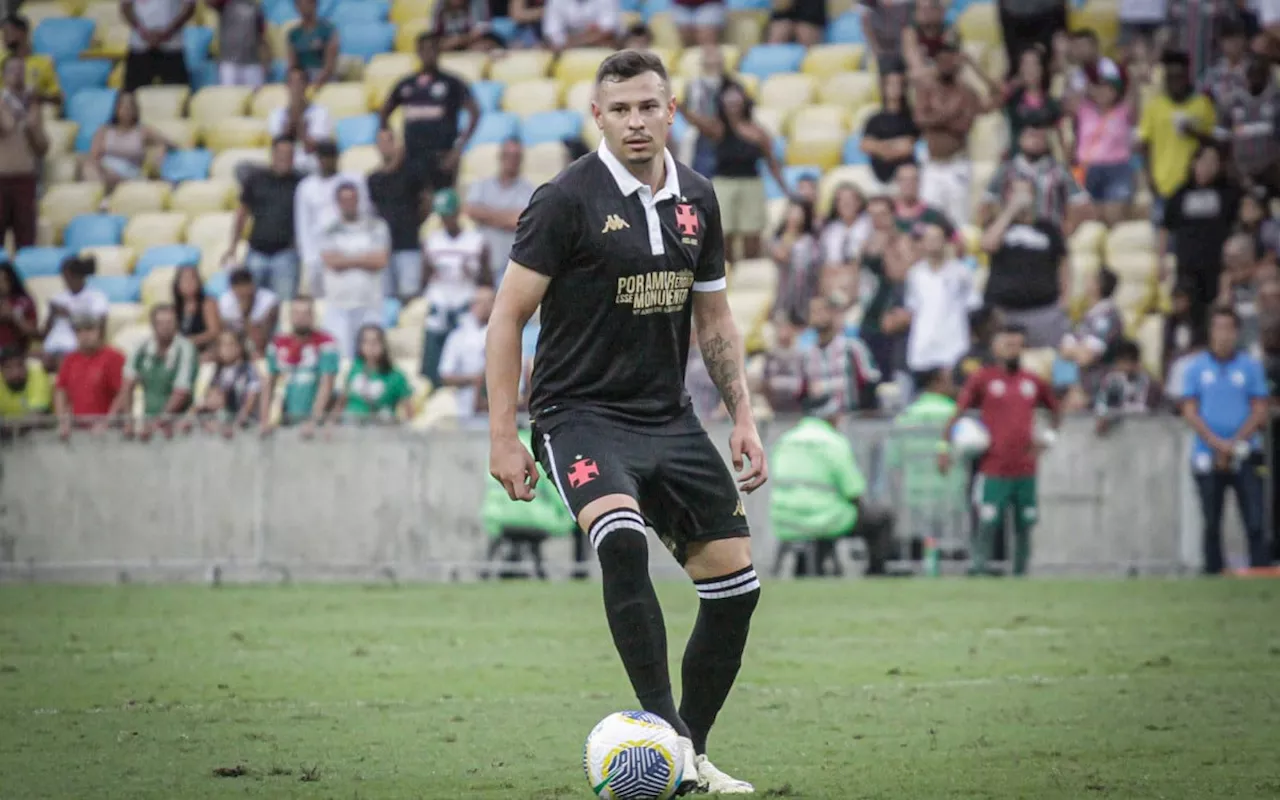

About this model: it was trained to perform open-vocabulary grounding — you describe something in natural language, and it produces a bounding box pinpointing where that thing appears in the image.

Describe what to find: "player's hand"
[730,422,768,493]
[490,434,539,501]
[937,450,952,475]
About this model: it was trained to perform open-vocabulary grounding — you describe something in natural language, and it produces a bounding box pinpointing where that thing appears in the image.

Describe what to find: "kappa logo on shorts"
[567,457,600,489]
[733,500,745,517]
[601,214,630,234]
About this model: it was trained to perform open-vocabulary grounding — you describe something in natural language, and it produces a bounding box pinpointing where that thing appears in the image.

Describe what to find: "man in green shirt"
[888,368,967,546]
[769,395,894,577]
[261,297,340,435]
[114,304,198,438]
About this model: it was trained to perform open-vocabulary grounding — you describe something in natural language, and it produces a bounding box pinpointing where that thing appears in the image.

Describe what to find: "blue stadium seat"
[727,0,772,9]
[14,247,73,279]
[191,62,220,91]
[161,149,213,183]
[88,276,141,303]
[32,18,95,62]
[183,27,215,74]
[519,110,582,146]
[63,215,128,251]
[269,60,289,83]
[335,114,380,151]
[842,135,869,165]
[265,0,300,25]
[761,166,783,201]
[204,270,229,298]
[489,16,517,42]
[382,297,402,328]
[826,13,867,45]
[331,0,389,24]
[738,44,806,79]
[135,245,201,277]
[339,23,395,61]
[640,0,672,19]
[471,81,504,113]
[468,112,520,147]
[620,0,642,11]
[67,88,117,151]
[56,60,113,100]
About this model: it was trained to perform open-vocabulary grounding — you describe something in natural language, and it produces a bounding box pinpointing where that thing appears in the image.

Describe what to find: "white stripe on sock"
[589,516,646,549]
[697,577,761,600]
[695,568,758,592]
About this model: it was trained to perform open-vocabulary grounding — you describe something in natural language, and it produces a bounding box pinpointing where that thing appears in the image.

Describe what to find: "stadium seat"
[151,118,199,149]
[338,145,380,174]
[161,149,214,183]
[841,135,869,165]
[43,119,78,157]
[738,44,805,79]
[460,143,500,185]
[967,113,1008,162]
[315,82,369,119]
[66,87,117,152]
[183,26,215,73]
[111,320,152,357]
[1070,220,1108,257]
[470,81,504,113]
[519,110,581,146]
[554,47,614,86]
[46,155,79,185]
[729,257,777,294]
[202,117,270,152]
[331,0,390,24]
[340,22,395,61]
[33,17,95,62]
[185,212,235,253]
[469,112,520,147]
[335,114,380,151]
[826,13,867,45]
[676,45,740,78]
[123,212,188,250]
[1111,253,1158,286]
[88,275,141,303]
[135,244,201,277]
[15,246,73,278]
[79,245,137,277]
[818,164,878,202]
[563,80,594,114]
[753,106,785,137]
[955,2,1000,47]
[135,84,189,121]
[139,267,180,307]
[500,79,561,116]
[523,141,568,174]
[439,52,488,84]
[364,53,416,108]
[818,72,877,107]
[39,182,105,237]
[189,86,252,125]
[204,269,230,298]
[56,60,112,99]
[801,44,862,79]
[758,73,815,114]
[171,179,237,215]
[249,83,289,119]
[210,147,268,179]
[389,0,433,24]
[488,50,553,84]
[94,21,131,60]
[106,181,171,216]
[1105,222,1157,264]
[63,214,127,251]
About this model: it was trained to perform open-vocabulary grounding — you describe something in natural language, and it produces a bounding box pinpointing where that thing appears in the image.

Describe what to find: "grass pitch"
[1,578,1278,799]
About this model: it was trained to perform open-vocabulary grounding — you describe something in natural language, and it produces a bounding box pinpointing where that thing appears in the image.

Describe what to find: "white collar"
[597,140,680,201]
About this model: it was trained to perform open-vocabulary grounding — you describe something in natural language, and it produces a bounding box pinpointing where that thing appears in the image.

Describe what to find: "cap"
[433,188,460,216]
[314,139,339,158]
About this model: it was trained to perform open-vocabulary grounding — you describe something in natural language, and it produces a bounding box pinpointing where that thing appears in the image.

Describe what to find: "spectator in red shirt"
[54,316,125,439]
[0,263,37,352]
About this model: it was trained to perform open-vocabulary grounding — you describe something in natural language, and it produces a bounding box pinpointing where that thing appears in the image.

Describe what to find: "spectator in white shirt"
[542,0,620,50]
[439,285,494,420]
[268,66,331,173]
[217,268,279,356]
[422,187,488,385]
[40,255,109,371]
[904,221,980,373]
[295,140,371,297]
[318,183,392,358]
[463,138,535,287]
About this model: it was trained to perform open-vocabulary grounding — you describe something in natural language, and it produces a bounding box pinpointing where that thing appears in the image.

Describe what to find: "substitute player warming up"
[485,50,767,795]
[941,324,1061,576]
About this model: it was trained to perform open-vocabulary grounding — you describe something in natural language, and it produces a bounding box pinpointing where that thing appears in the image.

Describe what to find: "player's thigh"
[975,474,1012,527]
[1013,476,1039,528]
[532,419,643,533]
[646,431,749,570]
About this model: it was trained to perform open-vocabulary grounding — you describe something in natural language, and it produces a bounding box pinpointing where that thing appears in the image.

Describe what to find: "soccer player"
[940,323,1061,576]
[485,50,766,795]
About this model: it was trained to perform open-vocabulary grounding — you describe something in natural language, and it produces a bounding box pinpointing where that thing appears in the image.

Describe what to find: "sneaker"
[674,737,701,796]
[695,754,754,794]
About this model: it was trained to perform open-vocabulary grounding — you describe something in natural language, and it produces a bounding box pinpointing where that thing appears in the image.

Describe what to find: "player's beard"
[1004,358,1020,372]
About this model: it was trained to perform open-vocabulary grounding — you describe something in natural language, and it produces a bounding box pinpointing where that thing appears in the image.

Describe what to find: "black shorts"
[531,411,749,564]
[406,150,457,196]
[770,0,826,28]
[124,49,190,92]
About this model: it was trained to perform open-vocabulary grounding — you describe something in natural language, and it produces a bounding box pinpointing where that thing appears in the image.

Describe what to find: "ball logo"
[989,379,1006,396]
[1020,379,1035,398]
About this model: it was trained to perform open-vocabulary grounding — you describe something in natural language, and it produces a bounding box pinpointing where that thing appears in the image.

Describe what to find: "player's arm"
[1037,374,1063,430]
[943,373,981,441]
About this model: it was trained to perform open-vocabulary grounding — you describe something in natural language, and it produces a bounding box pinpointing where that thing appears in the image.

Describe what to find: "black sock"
[594,511,691,740]
[679,565,761,755]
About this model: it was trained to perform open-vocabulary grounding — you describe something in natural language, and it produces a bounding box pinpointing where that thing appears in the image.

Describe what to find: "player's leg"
[972,475,1009,575]
[1010,476,1039,577]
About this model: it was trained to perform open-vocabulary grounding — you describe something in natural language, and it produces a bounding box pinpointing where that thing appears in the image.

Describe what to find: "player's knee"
[684,536,753,582]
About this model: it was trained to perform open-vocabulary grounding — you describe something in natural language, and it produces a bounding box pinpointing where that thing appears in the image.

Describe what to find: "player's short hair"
[1070,28,1098,43]
[229,268,254,286]
[271,134,296,149]
[1113,339,1141,363]
[292,294,316,309]
[998,322,1028,338]
[0,346,25,365]
[1211,304,1240,328]
[893,159,920,178]
[417,31,440,48]
[2,14,29,32]
[595,49,668,86]
[1161,50,1191,69]
[1096,266,1118,300]
[333,180,359,197]
[914,367,946,391]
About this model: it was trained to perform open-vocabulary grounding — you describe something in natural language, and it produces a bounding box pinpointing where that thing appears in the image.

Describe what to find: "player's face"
[271,140,295,172]
[920,225,946,257]
[292,302,314,333]
[75,324,102,351]
[337,187,359,219]
[895,165,919,201]
[1210,314,1239,354]
[593,71,675,167]
[994,331,1024,363]
[152,309,177,341]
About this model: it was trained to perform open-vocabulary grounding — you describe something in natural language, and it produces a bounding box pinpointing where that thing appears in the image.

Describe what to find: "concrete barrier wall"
[0,416,1207,583]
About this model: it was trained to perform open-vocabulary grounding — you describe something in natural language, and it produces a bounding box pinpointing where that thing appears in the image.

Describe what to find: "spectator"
[379,33,479,197]
[858,195,913,380]
[464,137,535,289]
[507,0,546,47]
[681,45,736,177]
[120,0,194,91]
[622,23,653,50]
[906,220,981,373]
[261,296,338,436]
[765,0,825,46]
[892,160,951,235]
[760,312,804,414]
[1060,266,1125,394]
[439,285,494,420]
[1218,57,1280,196]
[287,0,338,89]
[819,183,869,268]
[902,0,950,77]
[40,256,107,371]
[770,199,821,325]
[1164,280,1202,384]
[423,188,488,386]
[332,324,413,422]
[186,329,260,436]
[0,347,50,423]
[1095,339,1164,435]
[1236,191,1280,264]
[1,15,60,104]
[888,367,967,551]
[1159,143,1241,337]
[173,265,220,354]
[541,0,620,50]
[295,140,371,296]
[1218,232,1265,352]
[319,182,391,357]
[1167,0,1252,82]
[860,68,918,194]
[859,0,914,74]
[0,262,37,352]
[433,0,497,52]
[981,179,1069,349]
[0,55,45,251]
[54,316,124,438]
[80,91,174,193]
[268,67,331,174]
[803,294,882,412]
[114,303,198,439]
[1118,0,1165,67]
[912,32,981,228]
[227,137,305,299]
[1138,50,1218,224]
[682,83,784,260]
[212,0,269,87]
[997,0,1067,83]
[1180,304,1271,574]
[1003,46,1060,153]
[1069,75,1137,226]
[1064,29,1123,99]
[1200,17,1250,108]
[217,268,279,355]
[672,0,725,47]
[981,122,1092,234]
[369,129,426,303]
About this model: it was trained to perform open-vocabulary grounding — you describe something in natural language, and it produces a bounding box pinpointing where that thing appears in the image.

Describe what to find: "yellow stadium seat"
[390,0,435,25]
[26,276,62,326]
[210,148,268,180]
[786,134,843,170]
[1106,221,1157,263]
[818,72,877,108]
[339,145,381,174]
[758,73,816,114]
[501,79,560,116]
[1021,348,1056,381]
[141,267,179,308]
[44,119,77,156]
[1135,314,1164,376]
[186,212,236,252]
[488,50,553,84]
[110,322,151,358]
[754,106,785,137]
[1071,1,1121,54]
[787,104,850,138]
[554,47,614,86]
[151,118,198,149]
[250,83,289,119]
[80,245,137,277]
[439,52,487,83]
[460,143,500,185]
[1070,253,1101,300]
[1111,253,1158,285]
[801,44,862,79]
[394,18,431,53]
[106,180,170,215]
[564,80,594,114]
[849,103,878,135]
[123,211,188,250]
[106,302,144,343]
[956,3,1001,47]
[134,84,189,121]
[17,3,66,29]
[365,53,416,109]
[676,45,740,78]
[1069,220,1108,257]
[523,142,568,177]
[314,82,368,120]
[646,12,680,49]
[39,182,104,238]
[80,1,119,27]
[46,155,78,185]
[644,47,680,70]
[202,116,269,152]
[189,86,252,125]
[737,73,759,98]
[171,179,238,215]
[967,113,1008,162]
[89,22,129,60]
[729,258,777,294]
[725,10,767,52]
[581,116,602,149]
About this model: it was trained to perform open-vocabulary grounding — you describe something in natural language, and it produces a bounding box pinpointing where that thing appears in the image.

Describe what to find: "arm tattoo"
[701,332,745,421]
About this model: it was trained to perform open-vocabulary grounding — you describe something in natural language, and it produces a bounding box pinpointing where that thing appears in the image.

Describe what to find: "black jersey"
[509,144,727,431]
[389,70,470,153]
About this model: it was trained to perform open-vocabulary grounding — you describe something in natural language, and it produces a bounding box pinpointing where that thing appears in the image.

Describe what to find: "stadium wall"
[0,417,1232,583]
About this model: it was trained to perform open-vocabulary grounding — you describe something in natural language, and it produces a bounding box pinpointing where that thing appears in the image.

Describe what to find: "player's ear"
[590,100,604,132]
[666,92,677,125]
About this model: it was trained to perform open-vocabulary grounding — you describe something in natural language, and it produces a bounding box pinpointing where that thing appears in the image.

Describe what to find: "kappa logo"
[733,499,745,517]
[601,214,630,234]
[567,457,600,489]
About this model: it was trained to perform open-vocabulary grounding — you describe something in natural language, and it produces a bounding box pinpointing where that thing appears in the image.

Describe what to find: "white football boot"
[695,754,755,794]
[675,736,701,796]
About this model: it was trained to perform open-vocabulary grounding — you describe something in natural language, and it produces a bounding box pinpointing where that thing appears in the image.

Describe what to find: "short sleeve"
[1137,100,1154,143]
[439,330,463,377]
[982,162,1006,205]
[266,340,282,375]
[318,340,340,374]
[509,182,580,278]
[122,347,140,382]
[1247,358,1268,398]
[372,219,391,251]
[1180,359,1201,400]
[693,191,727,291]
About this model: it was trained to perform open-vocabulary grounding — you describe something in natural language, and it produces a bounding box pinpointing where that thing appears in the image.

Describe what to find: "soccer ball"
[951,417,991,459]
[583,711,684,800]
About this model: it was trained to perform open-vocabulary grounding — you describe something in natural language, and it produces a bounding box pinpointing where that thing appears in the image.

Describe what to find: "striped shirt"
[1200,57,1249,110]
[802,332,882,412]
[982,155,1090,225]
[1218,81,1280,178]
[1167,0,1238,81]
